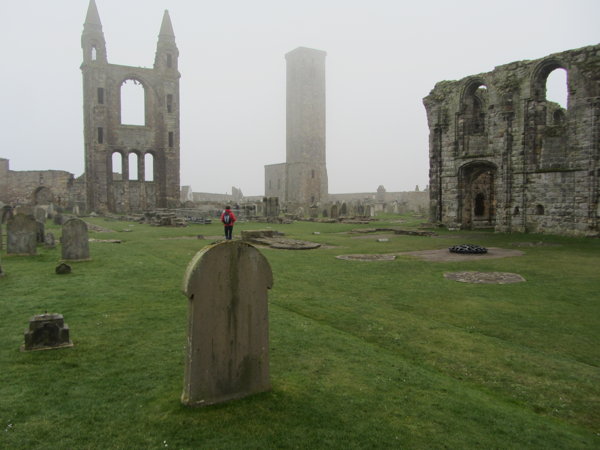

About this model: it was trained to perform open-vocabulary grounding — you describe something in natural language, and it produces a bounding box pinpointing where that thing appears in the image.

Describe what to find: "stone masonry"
[81,0,180,214]
[424,44,600,235]
[265,47,328,210]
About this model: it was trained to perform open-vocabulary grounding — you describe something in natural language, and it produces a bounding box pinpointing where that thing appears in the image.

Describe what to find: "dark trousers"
[224,225,233,240]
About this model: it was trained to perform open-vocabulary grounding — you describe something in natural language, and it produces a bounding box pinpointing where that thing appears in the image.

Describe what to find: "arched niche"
[460,78,488,136]
[33,186,54,205]
[458,160,497,229]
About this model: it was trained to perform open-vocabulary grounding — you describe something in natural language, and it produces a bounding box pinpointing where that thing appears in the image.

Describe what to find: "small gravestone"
[21,313,73,351]
[0,264,5,278]
[55,262,72,275]
[34,206,47,223]
[182,240,273,407]
[61,218,90,261]
[7,213,37,255]
[36,220,45,244]
[45,232,56,249]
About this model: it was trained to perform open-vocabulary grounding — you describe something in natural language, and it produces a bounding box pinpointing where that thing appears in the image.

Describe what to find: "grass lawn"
[0,214,599,449]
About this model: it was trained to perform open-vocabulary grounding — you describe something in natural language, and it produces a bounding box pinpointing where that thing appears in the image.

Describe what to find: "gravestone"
[55,262,72,274]
[330,204,339,219]
[36,221,45,244]
[45,232,56,249]
[7,213,37,255]
[21,313,73,351]
[34,206,47,223]
[182,240,273,407]
[61,218,90,261]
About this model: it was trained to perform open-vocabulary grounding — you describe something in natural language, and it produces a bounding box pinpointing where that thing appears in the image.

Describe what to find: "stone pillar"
[181,240,273,406]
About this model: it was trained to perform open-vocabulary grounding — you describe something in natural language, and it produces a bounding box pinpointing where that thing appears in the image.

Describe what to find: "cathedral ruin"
[424,44,600,236]
[81,0,180,213]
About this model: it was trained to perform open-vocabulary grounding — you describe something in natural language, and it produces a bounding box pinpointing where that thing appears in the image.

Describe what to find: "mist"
[1,0,598,196]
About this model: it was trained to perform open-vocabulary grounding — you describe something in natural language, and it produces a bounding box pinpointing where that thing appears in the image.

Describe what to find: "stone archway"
[458,161,497,229]
[32,186,54,205]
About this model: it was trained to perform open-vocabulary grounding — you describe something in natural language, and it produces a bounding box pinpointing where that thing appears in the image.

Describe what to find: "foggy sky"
[1,0,598,196]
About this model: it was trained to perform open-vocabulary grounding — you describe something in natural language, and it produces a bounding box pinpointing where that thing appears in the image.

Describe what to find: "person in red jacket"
[220,206,237,240]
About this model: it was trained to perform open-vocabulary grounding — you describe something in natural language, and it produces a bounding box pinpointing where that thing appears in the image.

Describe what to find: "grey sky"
[1,0,598,196]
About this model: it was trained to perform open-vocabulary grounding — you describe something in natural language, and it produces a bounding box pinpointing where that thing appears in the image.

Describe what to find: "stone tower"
[265,47,328,208]
[81,0,180,213]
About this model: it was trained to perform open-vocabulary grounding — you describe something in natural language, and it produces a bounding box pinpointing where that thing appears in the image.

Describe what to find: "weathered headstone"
[330,204,339,219]
[34,206,47,223]
[61,218,90,261]
[45,232,56,249]
[181,240,273,407]
[55,262,72,275]
[21,313,73,351]
[36,221,45,244]
[7,213,37,255]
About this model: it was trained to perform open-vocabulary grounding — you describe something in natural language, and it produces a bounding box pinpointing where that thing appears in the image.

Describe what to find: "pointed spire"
[82,0,107,64]
[158,10,175,42]
[83,0,103,32]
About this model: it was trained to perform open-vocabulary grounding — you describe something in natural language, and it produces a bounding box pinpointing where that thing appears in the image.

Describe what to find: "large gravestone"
[61,218,90,261]
[7,214,38,255]
[182,240,273,406]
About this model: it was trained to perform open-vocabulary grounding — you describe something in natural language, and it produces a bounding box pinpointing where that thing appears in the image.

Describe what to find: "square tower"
[265,47,328,206]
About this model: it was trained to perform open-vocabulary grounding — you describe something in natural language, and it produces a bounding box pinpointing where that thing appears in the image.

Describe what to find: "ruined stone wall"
[328,191,428,214]
[424,44,600,236]
[0,158,8,202]
[0,158,76,208]
[81,2,180,214]
[264,163,286,199]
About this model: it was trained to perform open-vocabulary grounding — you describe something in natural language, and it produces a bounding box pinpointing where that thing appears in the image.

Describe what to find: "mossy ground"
[0,214,598,449]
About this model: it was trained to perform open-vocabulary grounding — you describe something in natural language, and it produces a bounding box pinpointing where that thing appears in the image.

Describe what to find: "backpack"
[223,211,231,224]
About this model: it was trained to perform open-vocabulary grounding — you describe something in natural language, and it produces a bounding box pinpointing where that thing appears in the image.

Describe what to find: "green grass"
[0,215,599,449]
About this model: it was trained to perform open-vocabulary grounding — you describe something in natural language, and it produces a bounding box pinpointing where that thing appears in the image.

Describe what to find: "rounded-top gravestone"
[181,240,273,407]
[61,218,90,261]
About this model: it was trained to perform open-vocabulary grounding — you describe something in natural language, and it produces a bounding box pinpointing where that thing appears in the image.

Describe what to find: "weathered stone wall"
[0,158,9,202]
[424,44,600,236]
[81,2,180,213]
[0,158,75,207]
[328,191,428,215]
[264,163,286,199]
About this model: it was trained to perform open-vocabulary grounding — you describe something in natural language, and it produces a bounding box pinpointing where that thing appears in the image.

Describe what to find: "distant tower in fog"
[265,47,328,206]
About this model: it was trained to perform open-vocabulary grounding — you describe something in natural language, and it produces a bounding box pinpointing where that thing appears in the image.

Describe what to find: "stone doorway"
[458,161,497,229]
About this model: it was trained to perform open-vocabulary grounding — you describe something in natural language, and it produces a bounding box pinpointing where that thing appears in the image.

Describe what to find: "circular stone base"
[444,271,525,284]
[336,254,396,261]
